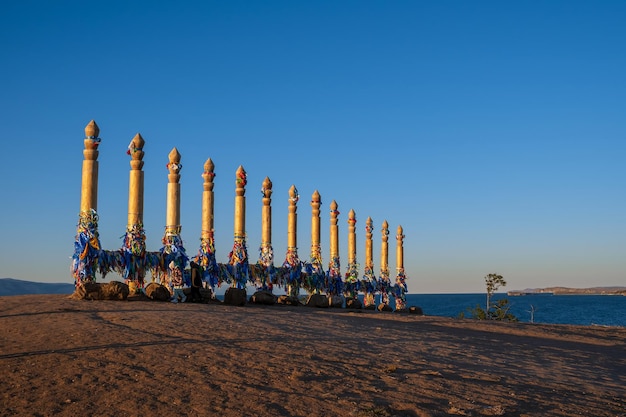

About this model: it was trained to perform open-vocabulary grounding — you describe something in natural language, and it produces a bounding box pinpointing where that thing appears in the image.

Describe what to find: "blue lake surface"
[404,293,626,327]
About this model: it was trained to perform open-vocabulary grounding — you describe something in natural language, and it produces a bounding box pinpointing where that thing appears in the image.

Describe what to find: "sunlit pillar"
[257,176,274,291]
[80,120,99,213]
[307,190,324,293]
[362,216,377,308]
[394,225,408,310]
[344,209,359,299]
[283,185,301,297]
[123,133,147,288]
[379,220,390,305]
[195,158,218,290]
[72,120,102,286]
[162,148,188,286]
[228,165,249,289]
[327,200,342,296]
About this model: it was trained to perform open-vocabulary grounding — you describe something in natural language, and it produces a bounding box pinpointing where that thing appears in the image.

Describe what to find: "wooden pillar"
[233,165,246,241]
[329,201,339,260]
[347,209,356,265]
[124,133,146,287]
[162,148,187,286]
[261,177,273,251]
[127,134,145,226]
[395,225,407,310]
[196,158,218,290]
[363,216,376,307]
[310,190,321,260]
[228,165,249,289]
[308,190,323,293]
[284,185,301,297]
[202,158,215,241]
[258,177,274,291]
[345,209,359,299]
[396,225,404,272]
[365,217,373,271]
[287,185,298,253]
[327,200,341,296]
[379,220,390,305]
[72,120,102,286]
[166,148,182,235]
[80,120,100,213]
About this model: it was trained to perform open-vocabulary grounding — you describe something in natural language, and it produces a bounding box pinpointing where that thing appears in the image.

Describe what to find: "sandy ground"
[0,294,624,417]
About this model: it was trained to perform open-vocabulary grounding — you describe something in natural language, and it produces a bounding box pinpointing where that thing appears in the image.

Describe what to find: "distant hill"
[509,286,626,296]
[0,278,74,296]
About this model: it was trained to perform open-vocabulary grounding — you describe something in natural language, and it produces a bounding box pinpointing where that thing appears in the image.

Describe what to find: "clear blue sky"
[1,1,624,293]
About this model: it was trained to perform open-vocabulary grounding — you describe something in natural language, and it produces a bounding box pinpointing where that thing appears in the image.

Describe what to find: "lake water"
[404,293,626,327]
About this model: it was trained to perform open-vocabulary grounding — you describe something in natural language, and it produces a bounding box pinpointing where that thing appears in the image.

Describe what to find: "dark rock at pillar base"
[71,281,130,301]
[145,282,171,301]
[409,306,424,315]
[305,293,329,308]
[328,295,344,308]
[345,297,362,309]
[250,290,278,305]
[224,287,247,306]
[277,295,300,306]
[200,287,214,302]
[377,303,393,312]
[70,282,100,300]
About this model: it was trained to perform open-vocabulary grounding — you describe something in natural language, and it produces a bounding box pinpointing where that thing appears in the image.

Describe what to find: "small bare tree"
[527,304,537,323]
[460,273,517,321]
[485,273,506,318]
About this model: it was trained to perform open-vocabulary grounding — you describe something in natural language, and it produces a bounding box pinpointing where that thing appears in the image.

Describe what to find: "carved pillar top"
[262,176,273,200]
[348,209,356,225]
[83,120,100,161]
[288,185,299,211]
[382,220,389,242]
[396,225,404,270]
[287,185,298,250]
[396,225,404,240]
[330,200,339,224]
[347,209,356,265]
[235,165,247,197]
[167,147,182,183]
[203,158,215,191]
[128,133,145,170]
[365,216,374,268]
[311,190,321,211]
[84,119,100,138]
[366,217,373,237]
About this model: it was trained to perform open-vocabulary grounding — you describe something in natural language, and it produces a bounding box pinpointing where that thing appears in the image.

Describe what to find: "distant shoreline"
[508,286,626,296]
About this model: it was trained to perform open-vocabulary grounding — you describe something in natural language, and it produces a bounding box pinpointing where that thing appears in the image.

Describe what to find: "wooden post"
[308,190,323,293]
[233,165,246,242]
[258,176,274,291]
[127,134,145,227]
[362,216,376,308]
[124,133,147,287]
[327,200,341,296]
[395,225,407,310]
[166,148,182,235]
[344,209,359,300]
[329,201,339,261]
[202,158,215,241]
[72,120,102,286]
[196,158,218,290]
[284,185,301,297]
[80,120,100,213]
[379,220,390,306]
[162,148,187,286]
[228,165,249,289]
